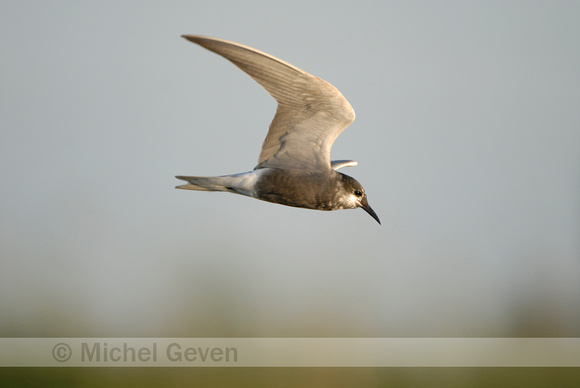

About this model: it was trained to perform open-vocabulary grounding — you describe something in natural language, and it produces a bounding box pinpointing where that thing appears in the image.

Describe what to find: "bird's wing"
[182,35,355,171]
[331,160,358,170]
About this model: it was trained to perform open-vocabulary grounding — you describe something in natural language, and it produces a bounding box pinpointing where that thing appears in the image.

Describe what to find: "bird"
[175,35,380,224]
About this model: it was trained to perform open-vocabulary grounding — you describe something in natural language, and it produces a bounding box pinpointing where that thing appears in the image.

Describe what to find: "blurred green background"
[1,1,579,386]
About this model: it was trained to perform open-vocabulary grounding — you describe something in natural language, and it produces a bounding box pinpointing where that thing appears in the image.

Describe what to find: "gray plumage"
[176,35,380,224]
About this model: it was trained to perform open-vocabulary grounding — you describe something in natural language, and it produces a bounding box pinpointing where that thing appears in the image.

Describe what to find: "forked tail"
[175,171,264,197]
[175,175,235,192]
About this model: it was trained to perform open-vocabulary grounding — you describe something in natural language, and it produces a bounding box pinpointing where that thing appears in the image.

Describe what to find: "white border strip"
[1,338,579,367]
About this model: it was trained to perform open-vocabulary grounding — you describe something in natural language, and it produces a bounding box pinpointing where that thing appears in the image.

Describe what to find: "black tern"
[176,35,380,224]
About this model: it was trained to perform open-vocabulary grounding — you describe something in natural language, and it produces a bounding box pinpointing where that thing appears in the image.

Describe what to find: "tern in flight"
[176,35,380,224]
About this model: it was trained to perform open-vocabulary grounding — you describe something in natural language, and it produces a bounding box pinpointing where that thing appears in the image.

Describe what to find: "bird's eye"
[354,190,363,197]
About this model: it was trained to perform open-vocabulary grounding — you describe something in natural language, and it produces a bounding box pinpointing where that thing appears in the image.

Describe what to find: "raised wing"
[331,160,358,170]
[182,35,355,171]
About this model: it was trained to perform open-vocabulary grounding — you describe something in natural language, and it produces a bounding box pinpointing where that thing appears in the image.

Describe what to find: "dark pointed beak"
[359,200,381,225]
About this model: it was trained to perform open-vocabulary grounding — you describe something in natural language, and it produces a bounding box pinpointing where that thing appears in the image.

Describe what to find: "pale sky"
[1,1,579,337]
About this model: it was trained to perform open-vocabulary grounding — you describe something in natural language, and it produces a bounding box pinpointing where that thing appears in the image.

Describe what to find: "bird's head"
[337,173,381,224]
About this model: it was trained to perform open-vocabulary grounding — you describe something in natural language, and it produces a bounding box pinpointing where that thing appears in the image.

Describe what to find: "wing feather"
[182,35,355,171]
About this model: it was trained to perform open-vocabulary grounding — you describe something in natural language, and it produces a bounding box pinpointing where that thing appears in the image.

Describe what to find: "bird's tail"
[175,171,262,198]
[175,175,236,192]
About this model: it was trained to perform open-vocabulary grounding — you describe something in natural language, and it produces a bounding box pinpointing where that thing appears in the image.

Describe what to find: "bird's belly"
[255,169,337,211]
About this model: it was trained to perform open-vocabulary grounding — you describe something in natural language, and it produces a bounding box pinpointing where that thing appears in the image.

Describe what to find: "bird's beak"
[359,199,381,225]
